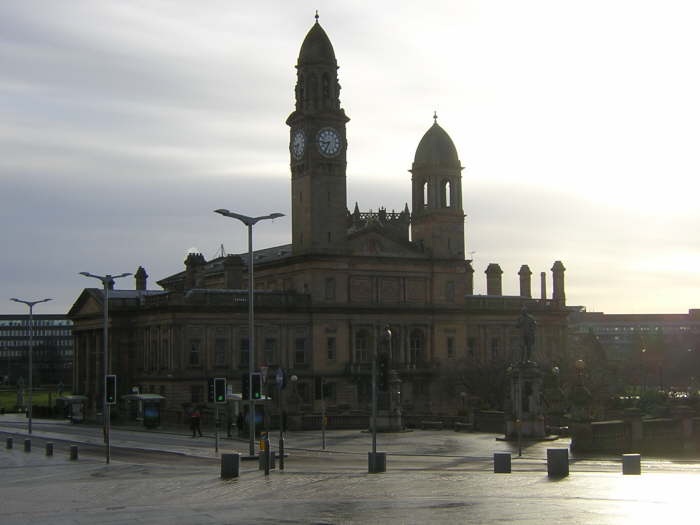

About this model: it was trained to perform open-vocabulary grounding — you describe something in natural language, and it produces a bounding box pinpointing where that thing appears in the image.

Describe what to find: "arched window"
[409,329,425,365]
[422,181,428,208]
[441,179,452,208]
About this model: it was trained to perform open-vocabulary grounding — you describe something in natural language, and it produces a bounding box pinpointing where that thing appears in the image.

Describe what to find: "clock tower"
[286,15,350,255]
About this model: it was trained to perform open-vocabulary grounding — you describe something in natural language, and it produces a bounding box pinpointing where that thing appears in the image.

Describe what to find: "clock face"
[316,127,342,157]
[291,129,305,159]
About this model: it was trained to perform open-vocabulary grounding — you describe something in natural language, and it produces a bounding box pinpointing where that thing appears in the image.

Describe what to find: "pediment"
[67,289,103,318]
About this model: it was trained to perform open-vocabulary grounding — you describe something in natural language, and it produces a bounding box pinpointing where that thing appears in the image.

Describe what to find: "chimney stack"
[464,260,474,295]
[540,272,547,300]
[135,266,148,291]
[485,263,503,296]
[518,265,532,298]
[551,260,566,305]
[223,255,245,289]
[184,252,206,290]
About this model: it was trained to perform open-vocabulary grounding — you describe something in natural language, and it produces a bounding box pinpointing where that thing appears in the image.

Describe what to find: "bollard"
[221,453,240,479]
[24,439,31,453]
[6,437,12,449]
[70,445,78,460]
[279,438,285,470]
[547,448,569,478]
[494,452,512,473]
[368,452,387,474]
[46,443,54,456]
[264,439,271,476]
[622,453,641,475]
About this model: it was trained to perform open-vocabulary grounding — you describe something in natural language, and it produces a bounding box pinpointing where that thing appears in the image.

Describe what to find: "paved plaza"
[1,414,699,524]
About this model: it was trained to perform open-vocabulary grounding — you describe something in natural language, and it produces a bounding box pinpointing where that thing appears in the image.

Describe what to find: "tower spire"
[315,10,319,23]
[433,110,438,124]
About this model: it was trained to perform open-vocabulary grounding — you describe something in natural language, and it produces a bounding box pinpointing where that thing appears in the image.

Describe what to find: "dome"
[297,21,336,66]
[413,121,461,169]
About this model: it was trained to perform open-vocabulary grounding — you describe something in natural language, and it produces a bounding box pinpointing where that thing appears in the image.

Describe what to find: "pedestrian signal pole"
[214,377,226,453]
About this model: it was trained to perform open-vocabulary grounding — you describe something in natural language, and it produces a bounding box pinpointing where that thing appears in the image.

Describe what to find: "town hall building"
[68,18,569,424]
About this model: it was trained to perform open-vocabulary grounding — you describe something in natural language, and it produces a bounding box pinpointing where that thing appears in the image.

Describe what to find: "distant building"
[68,19,569,423]
[568,307,700,389]
[0,314,73,386]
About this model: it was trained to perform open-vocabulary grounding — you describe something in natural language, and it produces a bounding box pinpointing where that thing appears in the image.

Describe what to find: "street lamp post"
[79,271,131,464]
[10,297,52,435]
[215,208,284,457]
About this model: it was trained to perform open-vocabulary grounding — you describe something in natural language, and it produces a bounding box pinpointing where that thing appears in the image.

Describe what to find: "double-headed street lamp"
[215,208,284,457]
[79,271,131,464]
[10,297,52,435]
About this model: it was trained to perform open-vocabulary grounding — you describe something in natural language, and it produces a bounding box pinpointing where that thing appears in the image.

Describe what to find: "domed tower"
[286,14,350,255]
[410,115,465,259]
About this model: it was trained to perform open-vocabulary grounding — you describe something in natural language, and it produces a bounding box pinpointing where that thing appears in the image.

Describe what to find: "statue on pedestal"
[517,307,537,363]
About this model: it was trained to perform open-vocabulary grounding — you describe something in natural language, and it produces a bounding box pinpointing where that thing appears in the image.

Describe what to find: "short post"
[46,443,54,456]
[221,453,240,479]
[546,448,569,478]
[264,438,271,476]
[70,445,78,460]
[368,452,386,474]
[494,452,512,473]
[278,437,285,470]
[622,453,641,475]
[24,439,31,452]
[6,437,12,449]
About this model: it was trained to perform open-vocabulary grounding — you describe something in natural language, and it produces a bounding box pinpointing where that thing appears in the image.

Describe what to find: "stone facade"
[68,18,569,424]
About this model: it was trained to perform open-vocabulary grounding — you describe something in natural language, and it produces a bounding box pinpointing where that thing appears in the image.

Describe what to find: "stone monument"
[375,327,403,432]
[505,308,546,439]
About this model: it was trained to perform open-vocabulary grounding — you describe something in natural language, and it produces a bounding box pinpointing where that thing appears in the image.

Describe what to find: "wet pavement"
[2,414,699,524]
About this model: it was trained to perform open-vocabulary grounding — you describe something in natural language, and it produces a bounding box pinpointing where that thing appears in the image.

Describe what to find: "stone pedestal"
[505,362,545,439]
[374,370,403,432]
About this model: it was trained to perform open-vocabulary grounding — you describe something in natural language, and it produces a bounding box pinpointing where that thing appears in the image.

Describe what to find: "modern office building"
[0,314,73,386]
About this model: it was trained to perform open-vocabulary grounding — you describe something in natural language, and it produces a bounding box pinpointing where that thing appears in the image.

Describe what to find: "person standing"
[190,408,203,437]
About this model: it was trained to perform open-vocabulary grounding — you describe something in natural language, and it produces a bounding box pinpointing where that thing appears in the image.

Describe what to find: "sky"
[2,0,699,315]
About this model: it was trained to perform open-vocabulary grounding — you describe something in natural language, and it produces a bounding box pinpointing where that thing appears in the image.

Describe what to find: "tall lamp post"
[215,208,284,457]
[10,297,52,435]
[79,271,131,464]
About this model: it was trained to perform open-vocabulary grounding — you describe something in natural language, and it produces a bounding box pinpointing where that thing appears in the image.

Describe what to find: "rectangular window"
[240,337,249,367]
[189,339,200,366]
[447,336,455,359]
[326,336,336,360]
[491,338,499,360]
[264,337,277,365]
[214,338,227,367]
[295,337,306,365]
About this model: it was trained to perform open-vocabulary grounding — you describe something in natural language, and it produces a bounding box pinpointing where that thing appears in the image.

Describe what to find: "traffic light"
[377,353,390,391]
[242,373,263,400]
[241,373,250,400]
[252,372,262,400]
[214,377,227,404]
[105,375,117,405]
[207,377,215,402]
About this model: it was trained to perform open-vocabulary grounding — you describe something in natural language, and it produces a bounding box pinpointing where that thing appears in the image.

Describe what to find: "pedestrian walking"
[190,408,203,437]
